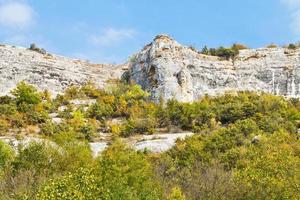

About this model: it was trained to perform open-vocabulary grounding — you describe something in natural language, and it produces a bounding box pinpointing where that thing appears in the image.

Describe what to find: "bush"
[79,123,96,141]
[235,132,300,200]
[232,43,248,50]
[167,187,186,200]
[11,81,42,107]
[0,141,14,170]
[39,121,59,136]
[0,118,10,134]
[288,43,297,50]
[201,44,241,60]
[266,43,277,48]
[64,85,84,99]
[95,141,162,199]
[36,168,98,200]
[37,141,162,200]
[87,102,114,120]
[122,117,156,137]
[80,82,101,98]
[215,47,239,60]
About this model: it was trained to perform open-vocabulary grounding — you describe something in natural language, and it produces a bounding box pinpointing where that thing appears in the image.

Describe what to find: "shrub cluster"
[201,43,247,60]
[0,81,299,199]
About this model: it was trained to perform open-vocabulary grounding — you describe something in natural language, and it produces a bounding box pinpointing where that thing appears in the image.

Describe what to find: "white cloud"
[281,0,300,9]
[281,0,300,37]
[88,28,137,46]
[291,10,300,35]
[0,1,35,29]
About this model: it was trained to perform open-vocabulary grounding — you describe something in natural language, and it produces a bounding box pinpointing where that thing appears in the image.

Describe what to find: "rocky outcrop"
[129,35,300,102]
[2,35,300,102]
[0,45,127,96]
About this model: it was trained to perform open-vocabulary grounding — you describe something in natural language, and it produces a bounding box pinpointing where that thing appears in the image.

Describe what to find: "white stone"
[88,142,108,157]
[133,132,194,152]
[51,117,62,124]
[129,35,300,102]
[0,45,127,96]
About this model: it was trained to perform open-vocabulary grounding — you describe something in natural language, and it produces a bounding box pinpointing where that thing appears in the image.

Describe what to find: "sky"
[0,0,300,64]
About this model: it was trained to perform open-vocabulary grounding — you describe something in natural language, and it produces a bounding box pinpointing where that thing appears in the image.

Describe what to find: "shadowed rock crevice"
[148,65,158,88]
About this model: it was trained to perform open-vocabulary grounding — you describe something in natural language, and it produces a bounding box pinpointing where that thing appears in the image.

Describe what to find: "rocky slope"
[130,35,300,102]
[0,44,127,96]
[2,35,300,102]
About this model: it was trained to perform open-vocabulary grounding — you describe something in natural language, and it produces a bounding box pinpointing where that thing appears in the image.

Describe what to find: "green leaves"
[0,141,14,170]
[234,132,300,200]
[11,81,42,107]
[36,141,162,200]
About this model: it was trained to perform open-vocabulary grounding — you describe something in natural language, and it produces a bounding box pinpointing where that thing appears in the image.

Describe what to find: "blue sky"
[0,0,299,63]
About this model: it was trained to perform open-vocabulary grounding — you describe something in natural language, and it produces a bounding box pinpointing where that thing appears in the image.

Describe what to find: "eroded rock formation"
[2,35,300,102]
[0,45,127,96]
[129,35,300,102]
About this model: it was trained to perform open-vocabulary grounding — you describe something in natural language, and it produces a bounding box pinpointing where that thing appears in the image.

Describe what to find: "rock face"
[129,35,300,102]
[2,35,300,102]
[0,45,127,96]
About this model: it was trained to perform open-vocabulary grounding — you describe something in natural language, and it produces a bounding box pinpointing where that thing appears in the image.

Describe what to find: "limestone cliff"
[129,35,300,102]
[2,35,300,102]
[0,44,127,96]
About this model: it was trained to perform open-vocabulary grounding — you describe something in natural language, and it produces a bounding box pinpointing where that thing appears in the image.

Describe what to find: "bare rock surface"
[133,132,194,152]
[0,132,194,156]
[2,35,300,102]
[129,35,300,102]
[0,45,127,96]
[89,142,108,157]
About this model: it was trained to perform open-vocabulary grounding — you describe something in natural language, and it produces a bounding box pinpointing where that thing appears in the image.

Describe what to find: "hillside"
[0,37,300,199]
[0,81,299,199]
[0,44,127,96]
[2,35,300,102]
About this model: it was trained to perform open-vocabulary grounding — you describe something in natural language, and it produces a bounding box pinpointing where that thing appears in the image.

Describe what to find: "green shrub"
[201,44,242,60]
[234,132,300,200]
[37,141,162,200]
[95,141,162,199]
[36,168,98,200]
[167,187,186,200]
[87,102,114,120]
[288,43,297,50]
[0,141,14,170]
[122,117,156,137]
[11,81,42,108]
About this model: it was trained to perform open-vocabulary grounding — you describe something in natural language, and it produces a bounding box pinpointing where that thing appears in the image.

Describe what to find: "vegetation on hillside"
[200,43,247,60]
[0,81,299,199]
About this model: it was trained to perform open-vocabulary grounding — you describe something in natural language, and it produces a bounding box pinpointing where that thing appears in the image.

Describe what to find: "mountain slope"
[2,35,300,102]
[0,44,127,96]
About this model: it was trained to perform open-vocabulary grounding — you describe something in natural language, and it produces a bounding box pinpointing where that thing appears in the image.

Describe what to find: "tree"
[235,132,300,200]
[37,141,162,200]
[201,46,209,55]
[11,82,42,113]
[36,168,98,200]
[11,82,42,106]
[95,140,162,200]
